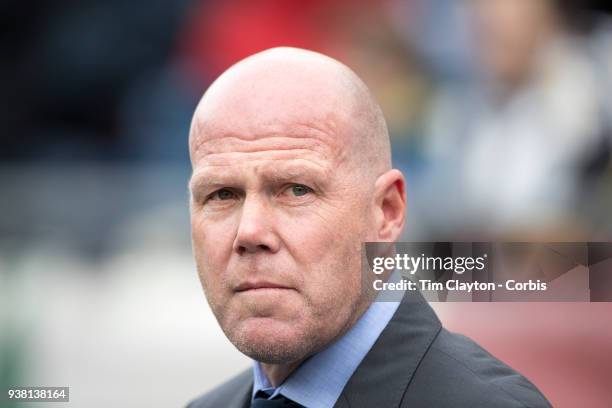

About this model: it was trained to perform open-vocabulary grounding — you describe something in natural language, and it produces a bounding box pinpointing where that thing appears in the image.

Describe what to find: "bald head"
[189,47,390,179]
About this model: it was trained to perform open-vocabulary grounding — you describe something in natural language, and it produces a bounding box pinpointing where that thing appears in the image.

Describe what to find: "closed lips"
[234,281,294,292]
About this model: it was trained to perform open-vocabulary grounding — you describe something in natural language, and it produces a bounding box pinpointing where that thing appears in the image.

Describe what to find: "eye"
[286,184,312,197]
[209,188,237,201]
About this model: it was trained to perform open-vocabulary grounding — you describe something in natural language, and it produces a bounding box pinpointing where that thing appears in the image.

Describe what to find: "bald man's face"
[189,54,378,364]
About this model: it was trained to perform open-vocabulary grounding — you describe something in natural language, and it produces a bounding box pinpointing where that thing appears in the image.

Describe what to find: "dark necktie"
[250,390,304,408]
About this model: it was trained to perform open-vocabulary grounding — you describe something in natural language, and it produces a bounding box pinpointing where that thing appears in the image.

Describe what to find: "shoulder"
[186,369,252,408]
[405,328,552,408]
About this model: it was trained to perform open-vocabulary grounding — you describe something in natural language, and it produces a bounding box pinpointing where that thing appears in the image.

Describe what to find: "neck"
[260,359,305,388]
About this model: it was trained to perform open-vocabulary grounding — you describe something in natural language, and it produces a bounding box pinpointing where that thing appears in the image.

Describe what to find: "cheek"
[280,202,367,297]
[191,212,237,290]
[282,199,369,255]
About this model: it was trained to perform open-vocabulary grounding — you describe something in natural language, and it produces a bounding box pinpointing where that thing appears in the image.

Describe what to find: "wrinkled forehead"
[189,58,359,164]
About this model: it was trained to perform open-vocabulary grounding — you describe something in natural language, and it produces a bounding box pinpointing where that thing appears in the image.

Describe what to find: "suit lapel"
[228,373,253,408]
[334,291,442,408]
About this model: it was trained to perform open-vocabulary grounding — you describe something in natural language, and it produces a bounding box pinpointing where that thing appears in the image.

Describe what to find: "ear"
[372,169,406,241]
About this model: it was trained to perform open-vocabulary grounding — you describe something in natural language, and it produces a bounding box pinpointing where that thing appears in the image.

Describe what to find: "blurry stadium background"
[1,0,612,406]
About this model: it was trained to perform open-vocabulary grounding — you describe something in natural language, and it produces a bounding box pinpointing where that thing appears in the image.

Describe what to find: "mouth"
[234,281,295,292]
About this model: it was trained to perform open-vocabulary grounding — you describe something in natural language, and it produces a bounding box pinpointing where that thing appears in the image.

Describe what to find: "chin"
[229,318,317,364]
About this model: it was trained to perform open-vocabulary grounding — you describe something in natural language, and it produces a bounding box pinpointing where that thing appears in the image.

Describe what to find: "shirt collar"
[252,299,400,407]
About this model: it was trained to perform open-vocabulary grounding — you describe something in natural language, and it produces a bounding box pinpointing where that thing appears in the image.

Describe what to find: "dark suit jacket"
[188,291,552,407]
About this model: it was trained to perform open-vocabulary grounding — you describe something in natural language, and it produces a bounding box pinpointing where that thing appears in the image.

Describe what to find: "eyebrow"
[188,171,229,196]
[263,164,326,183]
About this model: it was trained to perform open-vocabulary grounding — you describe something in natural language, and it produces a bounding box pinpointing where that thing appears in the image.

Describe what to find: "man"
[187,47,551,408]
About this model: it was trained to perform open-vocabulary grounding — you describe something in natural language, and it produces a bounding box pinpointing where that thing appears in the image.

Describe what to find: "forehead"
[190,131,341,193]
[192,121,339,165]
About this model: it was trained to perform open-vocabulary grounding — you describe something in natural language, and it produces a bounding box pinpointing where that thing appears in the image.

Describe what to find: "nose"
[233,195,281,255]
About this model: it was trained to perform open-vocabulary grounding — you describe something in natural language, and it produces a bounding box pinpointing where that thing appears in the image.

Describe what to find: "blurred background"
[1,0,612,406]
